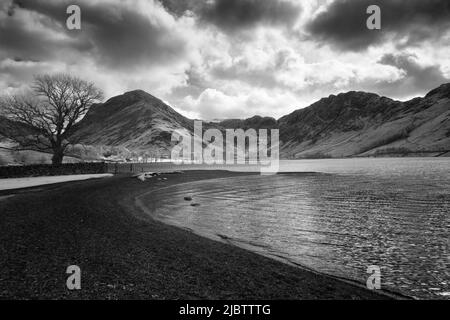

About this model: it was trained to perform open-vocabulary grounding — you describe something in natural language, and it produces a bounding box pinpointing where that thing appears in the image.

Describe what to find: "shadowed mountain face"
[218,116,278,130]
[279,84,450,158]
[70,90,194,155]
[68,84,450,159]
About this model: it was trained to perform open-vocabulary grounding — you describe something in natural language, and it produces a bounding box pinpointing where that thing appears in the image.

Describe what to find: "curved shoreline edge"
[133,172,411,300]
[0,170,411,299]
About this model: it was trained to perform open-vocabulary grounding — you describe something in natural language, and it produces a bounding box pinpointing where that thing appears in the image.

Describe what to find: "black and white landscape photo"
[0,0,449,308]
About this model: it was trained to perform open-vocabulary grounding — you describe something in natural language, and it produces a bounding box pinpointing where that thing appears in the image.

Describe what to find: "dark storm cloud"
[200,0,301,31]
[375,53,449,97]
[307,0,450,51]
[158,0,202,16]
[0,2,87,62]
[159,0,301,31]
[2,0,188,69]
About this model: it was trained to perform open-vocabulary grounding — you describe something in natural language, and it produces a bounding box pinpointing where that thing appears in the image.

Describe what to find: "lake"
[140,158,450,299]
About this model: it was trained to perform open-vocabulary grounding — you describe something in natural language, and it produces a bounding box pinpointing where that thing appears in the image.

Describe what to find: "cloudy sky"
[1,0,450,120]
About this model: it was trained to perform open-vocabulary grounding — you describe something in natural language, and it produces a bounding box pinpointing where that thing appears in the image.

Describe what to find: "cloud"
[307,0,450,51]
[0,0,202,100]
[5,0,191,69]
[207,37,405,94]
[182,87,299,120]
[200,0,301,31]
[158,0,202,17]
[375,53,449,98]
[0,0,449,121]
[159,0,302,32]
[0,3,85,62]
[0,58,66,95]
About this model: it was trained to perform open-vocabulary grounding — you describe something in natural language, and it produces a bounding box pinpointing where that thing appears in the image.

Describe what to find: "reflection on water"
[141,158,450,299]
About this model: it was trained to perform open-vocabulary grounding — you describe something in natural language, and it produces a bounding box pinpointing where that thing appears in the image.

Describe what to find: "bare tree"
[0,74,103,165]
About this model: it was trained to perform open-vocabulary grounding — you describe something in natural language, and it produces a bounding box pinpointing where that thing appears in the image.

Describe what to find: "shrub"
[0,155,8,166]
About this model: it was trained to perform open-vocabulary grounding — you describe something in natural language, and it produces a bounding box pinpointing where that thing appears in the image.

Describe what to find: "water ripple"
[142,159,450,299]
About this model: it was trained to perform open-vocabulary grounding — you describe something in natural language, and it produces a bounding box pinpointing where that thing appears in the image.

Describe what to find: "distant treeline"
[0,163,108,179]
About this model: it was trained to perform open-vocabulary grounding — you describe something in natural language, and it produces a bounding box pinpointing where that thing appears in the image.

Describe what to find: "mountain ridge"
[278,86,450,158]
[71,83,450,159]
[3,84,449,161]
[70,89,194,157]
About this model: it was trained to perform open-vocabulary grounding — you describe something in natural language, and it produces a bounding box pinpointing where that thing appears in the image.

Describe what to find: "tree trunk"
[51,149,64,166]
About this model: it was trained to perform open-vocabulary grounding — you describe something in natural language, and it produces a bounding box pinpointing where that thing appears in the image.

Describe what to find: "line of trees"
[0,74,103,165]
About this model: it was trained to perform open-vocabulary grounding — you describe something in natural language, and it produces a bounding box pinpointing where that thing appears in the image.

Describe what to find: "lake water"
[140,158,450,299]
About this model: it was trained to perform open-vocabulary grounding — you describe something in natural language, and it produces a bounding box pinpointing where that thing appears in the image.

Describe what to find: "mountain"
[70,90,194,157]
[0,115,37,140]
[69,84,450,160]
[218,116,277,130]
[279,84,450,158]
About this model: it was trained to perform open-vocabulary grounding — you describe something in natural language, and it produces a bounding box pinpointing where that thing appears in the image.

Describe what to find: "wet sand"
[0,170,394,299]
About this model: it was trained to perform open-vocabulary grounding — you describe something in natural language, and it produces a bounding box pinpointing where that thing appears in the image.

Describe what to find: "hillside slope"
[62,83,450,160]
[218,116,278,130]
[278,84,450,158]
[70,90,194,157]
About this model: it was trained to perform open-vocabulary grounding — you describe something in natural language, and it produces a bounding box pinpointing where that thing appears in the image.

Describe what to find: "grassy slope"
[0,141,82,165]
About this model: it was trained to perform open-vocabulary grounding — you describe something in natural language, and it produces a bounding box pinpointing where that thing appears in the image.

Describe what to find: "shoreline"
[0,174,113,191]
[0,170,400,299]
[134,175,411,301]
